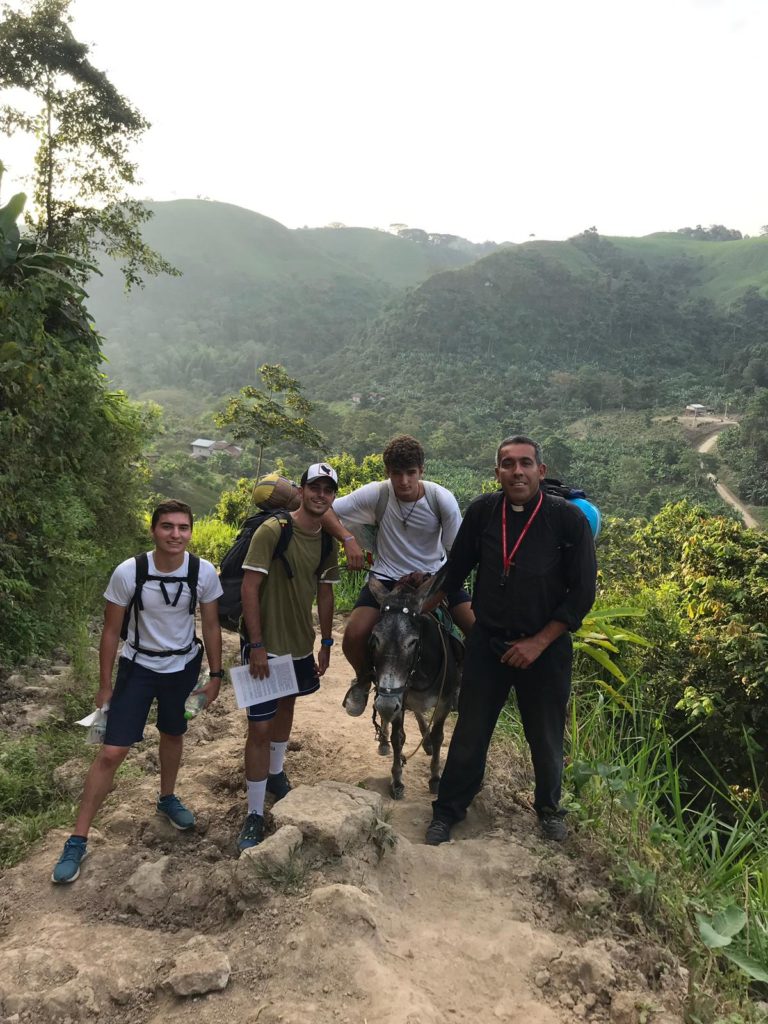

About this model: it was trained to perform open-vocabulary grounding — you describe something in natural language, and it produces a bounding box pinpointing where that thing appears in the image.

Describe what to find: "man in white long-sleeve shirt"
[321,435,474,716]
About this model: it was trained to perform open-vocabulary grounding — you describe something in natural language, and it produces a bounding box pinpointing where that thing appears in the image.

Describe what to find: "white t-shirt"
[105,551,223,673]
[333,480,462,580]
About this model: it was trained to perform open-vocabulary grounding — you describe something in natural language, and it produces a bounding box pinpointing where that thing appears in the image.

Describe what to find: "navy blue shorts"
[240,642,319,722]
[354,576,471,612]
[103,649,203,747]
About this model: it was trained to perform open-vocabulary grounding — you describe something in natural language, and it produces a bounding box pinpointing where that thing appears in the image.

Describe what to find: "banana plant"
[574,606,650,709]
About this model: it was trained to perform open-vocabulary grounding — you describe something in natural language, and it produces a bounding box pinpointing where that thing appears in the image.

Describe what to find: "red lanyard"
[501,490,543,578]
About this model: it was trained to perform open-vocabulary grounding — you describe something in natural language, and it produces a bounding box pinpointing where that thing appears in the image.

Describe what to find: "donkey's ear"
[414,563,449,606]
[367,576,390,607]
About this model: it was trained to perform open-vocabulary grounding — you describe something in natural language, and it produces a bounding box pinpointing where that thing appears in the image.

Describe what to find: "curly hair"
[382,434,425,471]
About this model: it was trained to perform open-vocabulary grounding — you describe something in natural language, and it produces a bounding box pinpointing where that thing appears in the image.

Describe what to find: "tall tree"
[216,364,326,479]
[0,0,176,287]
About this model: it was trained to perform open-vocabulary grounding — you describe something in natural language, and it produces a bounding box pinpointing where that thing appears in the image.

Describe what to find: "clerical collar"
[505,490,542,514]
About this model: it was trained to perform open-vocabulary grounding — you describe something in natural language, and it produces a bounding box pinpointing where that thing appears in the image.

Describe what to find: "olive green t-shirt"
[241,517,340,658]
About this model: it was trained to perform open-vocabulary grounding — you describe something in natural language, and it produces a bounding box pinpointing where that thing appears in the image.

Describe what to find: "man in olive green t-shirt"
[237,463,340,851]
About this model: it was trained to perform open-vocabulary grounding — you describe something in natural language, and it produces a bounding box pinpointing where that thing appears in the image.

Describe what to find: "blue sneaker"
[156,794,195,831]
[238,812,265,851]
[266,770,292,801]
[51,836,88,884]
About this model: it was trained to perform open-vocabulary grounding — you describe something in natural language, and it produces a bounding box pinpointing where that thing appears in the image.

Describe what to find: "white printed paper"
[76,701,110,727]
[229,656,299,708]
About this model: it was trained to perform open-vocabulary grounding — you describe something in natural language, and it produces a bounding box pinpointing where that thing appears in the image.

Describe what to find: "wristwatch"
[320,637,334,647]
[208,670,225,678]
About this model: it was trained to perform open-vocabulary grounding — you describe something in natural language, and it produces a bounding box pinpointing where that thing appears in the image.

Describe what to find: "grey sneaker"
[156,793,195,830]
[266,770,291,801]
[342,680,370,717]
[238,812,265,851]
[51,836,88,884]
[425,819,452,846]
[539,813,568,842]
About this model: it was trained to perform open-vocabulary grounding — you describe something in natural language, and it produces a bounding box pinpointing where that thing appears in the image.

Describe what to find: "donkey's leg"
[427,703,450,794]
[377,719,391,757]
[390,714,406,800]
[412,709,434,755]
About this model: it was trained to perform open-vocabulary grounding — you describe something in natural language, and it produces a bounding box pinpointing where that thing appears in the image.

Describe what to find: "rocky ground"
[0,620,688,1024]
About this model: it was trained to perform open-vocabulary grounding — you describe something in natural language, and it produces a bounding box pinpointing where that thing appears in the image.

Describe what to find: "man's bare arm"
[319,508,364,570]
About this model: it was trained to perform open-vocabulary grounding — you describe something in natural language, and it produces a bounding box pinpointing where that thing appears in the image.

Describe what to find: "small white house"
[685,403,708,417]
[190,438,243,459]
[191,438,216,458]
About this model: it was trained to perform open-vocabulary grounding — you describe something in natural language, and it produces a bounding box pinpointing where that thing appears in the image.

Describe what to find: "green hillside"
[609,232,768,305]
[300,225,491,287]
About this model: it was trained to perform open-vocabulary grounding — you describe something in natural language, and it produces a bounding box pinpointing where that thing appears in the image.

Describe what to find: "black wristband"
[208,670,224,678]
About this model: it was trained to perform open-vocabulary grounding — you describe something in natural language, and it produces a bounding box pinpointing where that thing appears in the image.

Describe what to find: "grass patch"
[252,844,307,893]
[496,676,768,1021]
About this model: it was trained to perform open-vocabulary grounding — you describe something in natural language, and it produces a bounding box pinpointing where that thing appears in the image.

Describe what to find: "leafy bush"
[599,501,768,792]
[189,517,237,568]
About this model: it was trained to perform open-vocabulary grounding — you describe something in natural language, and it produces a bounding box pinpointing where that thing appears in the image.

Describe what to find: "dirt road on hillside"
[0,625,686,1024]
[696,429,760,529]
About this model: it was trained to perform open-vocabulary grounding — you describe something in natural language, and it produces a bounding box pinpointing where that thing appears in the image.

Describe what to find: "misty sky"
[2,0,767,243]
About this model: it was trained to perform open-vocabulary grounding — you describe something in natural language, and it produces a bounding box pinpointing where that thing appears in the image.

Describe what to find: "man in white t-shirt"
[321,435,475,716]
[51,499,223,884]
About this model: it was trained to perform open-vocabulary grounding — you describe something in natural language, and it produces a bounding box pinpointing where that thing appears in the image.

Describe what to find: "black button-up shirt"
[443,489,597,637]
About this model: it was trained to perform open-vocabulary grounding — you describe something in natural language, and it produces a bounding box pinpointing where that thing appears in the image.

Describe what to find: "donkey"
[367,570,463,800]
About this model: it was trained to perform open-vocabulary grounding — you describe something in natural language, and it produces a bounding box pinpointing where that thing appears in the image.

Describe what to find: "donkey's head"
[368,567,447,722]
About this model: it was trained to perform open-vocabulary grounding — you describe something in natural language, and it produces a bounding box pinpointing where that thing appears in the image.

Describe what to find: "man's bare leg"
[158,732,184,798]
[342,605,380,716]
[451,601,475,637]
[73,744,131,836]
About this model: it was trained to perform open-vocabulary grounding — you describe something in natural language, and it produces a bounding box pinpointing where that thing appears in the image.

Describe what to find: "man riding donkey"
[320,435,474,715]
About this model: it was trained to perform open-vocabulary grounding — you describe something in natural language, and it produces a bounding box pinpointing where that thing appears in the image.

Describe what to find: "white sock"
[269,741,288,776]
[246,778,267,815]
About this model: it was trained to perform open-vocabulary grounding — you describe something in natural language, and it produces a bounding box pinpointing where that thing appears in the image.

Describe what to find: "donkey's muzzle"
[374,691,403,721]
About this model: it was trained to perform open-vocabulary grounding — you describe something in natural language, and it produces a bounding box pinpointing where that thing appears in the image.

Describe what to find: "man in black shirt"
[425,435,596,845]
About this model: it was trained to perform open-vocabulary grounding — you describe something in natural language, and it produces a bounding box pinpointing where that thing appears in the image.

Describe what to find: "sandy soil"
[0,623,687,1024]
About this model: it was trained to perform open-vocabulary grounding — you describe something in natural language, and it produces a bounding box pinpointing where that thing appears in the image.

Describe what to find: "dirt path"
[696,429,760,529]
[0,625,685,1024]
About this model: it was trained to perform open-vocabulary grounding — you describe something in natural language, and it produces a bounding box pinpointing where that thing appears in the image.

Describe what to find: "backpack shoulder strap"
[374,480,390,524]
[187,553,200,613]
[541,492,571,546]
[316,530,334,578]
[270,511,295,578]
[121,552,149,646]
[422,480,442,523]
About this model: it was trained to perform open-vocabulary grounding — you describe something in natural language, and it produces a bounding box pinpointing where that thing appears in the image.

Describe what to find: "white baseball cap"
[301,463,339,489]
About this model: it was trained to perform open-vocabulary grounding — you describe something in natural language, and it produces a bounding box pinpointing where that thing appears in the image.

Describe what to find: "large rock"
[235,825,304,899]
[309,883,378,929]
[118,855,171,915]
[271,781,385,855]
[166,935,230,996]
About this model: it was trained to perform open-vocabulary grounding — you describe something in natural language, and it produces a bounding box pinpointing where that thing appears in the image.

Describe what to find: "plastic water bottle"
[184,690,208,720]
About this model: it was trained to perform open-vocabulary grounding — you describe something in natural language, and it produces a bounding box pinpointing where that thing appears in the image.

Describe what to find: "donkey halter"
[375,603,422,696]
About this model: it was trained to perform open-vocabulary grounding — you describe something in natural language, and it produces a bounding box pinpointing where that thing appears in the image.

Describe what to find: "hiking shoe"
[51,836,88,884]
[266,770,292,801]
[539,813,568,842]
[425,819,452,846]
[156,794,195,831]
[342,680,370,717]
[238,812,265,851]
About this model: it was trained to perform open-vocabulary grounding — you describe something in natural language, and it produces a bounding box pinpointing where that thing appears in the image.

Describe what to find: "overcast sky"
[3,0,766,242]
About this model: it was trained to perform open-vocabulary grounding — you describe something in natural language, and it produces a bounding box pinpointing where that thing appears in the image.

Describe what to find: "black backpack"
[218,510,333,632]
[541,478,587,501]
[120,552,201,658]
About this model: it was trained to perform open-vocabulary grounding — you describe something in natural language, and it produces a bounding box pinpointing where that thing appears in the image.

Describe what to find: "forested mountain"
[88,200,488,393]
[89,203,768,520]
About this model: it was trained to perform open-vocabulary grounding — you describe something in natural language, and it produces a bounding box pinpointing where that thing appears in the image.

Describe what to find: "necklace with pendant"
[394,488,421,529]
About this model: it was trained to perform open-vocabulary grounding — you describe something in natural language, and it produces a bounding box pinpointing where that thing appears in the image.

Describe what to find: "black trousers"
[432,623,572,823]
